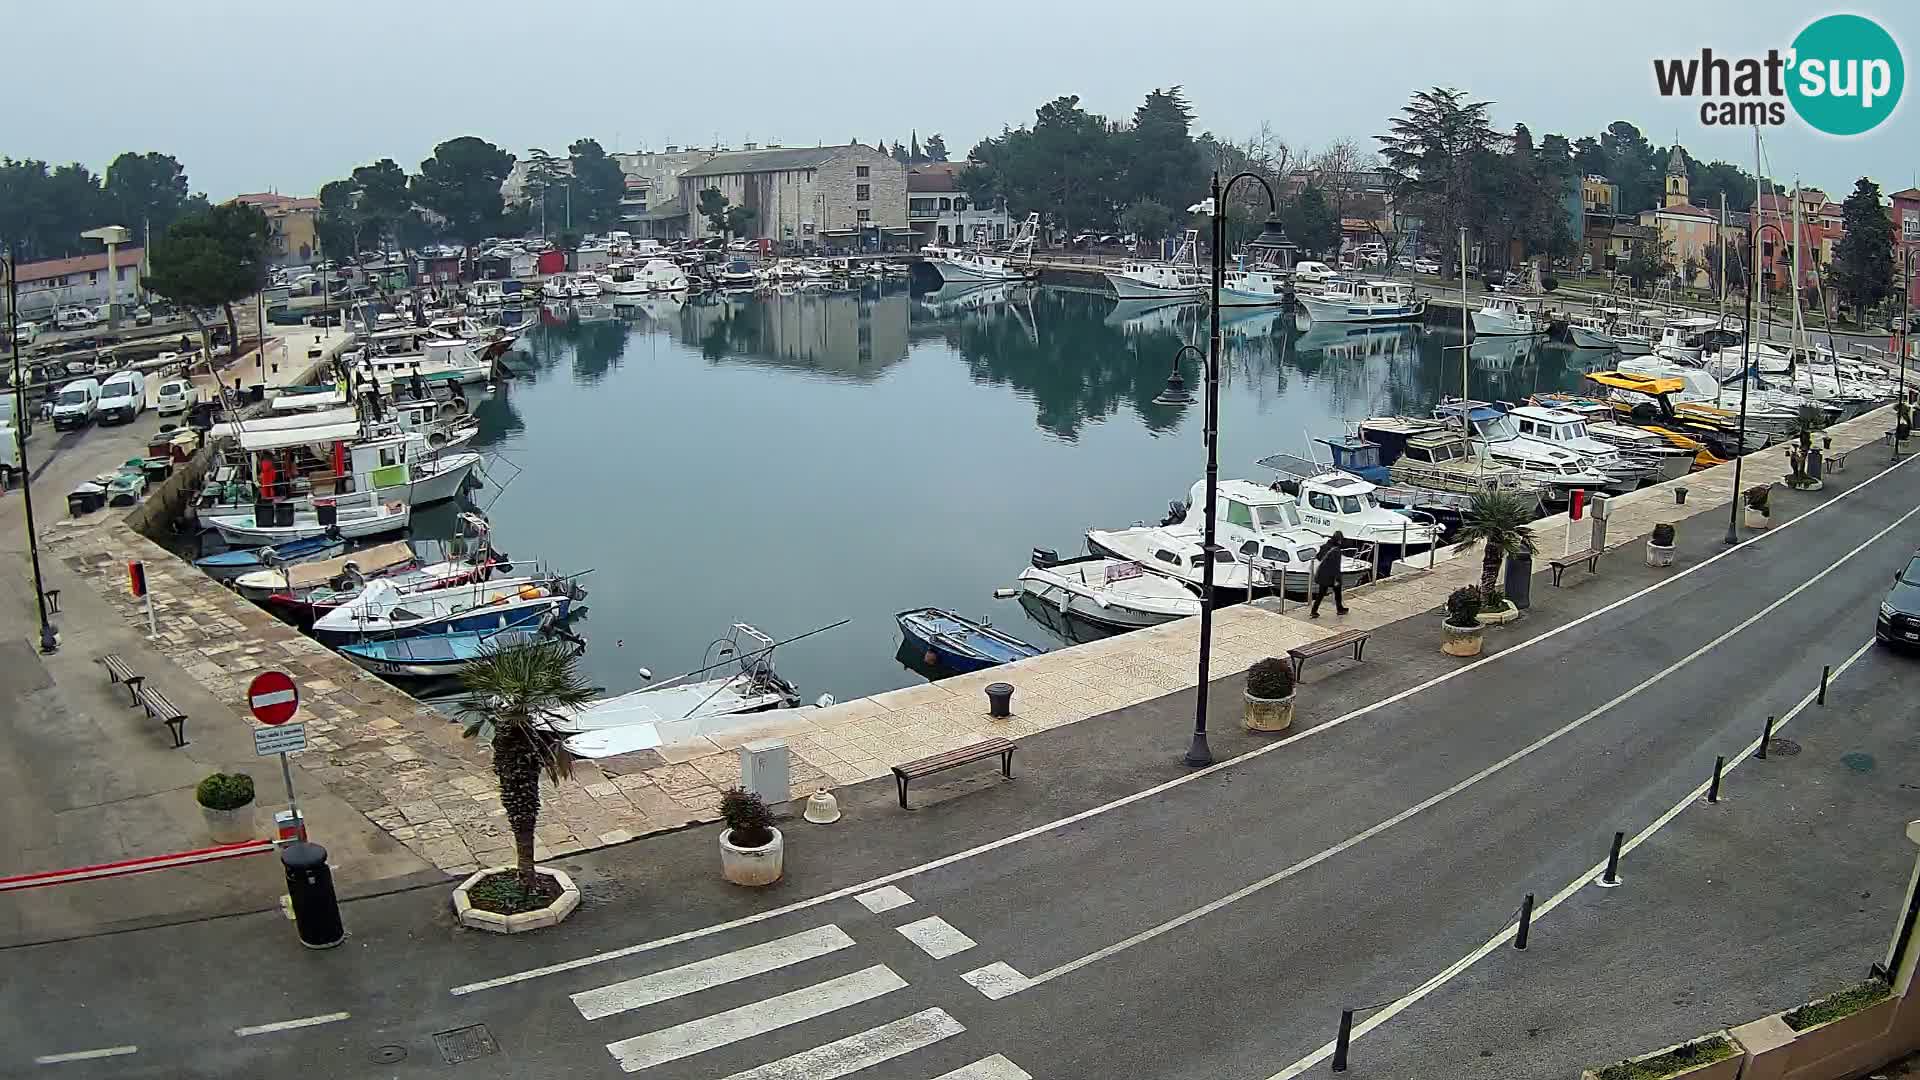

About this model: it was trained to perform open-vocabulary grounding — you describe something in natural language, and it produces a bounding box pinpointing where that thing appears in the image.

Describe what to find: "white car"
[1293,261,1339,285]
[155,377,196,416]
[1414,259,1440,275]
[54,306,100,331]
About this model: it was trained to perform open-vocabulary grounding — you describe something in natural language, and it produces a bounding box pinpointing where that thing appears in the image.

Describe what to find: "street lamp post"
[3,247,58,653]
[1895,247,1916,460]
[1154,170,1287,768]
[1727,219,1787,546]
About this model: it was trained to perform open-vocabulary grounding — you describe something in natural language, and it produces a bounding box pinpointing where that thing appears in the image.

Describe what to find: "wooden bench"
[100,653,144,705]
[138,686,188,748]
[1549,548,1601,586]
[893,737,1015,809]
[1288,628,1373,681]
[1827,446,1856,473]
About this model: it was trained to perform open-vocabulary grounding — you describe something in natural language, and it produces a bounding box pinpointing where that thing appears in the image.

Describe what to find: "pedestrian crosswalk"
[571,904,1031,1078]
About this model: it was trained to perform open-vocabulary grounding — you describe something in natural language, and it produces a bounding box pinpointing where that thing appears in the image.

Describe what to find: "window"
[955,198,968,212]
[1339,495,1364,514]
[1154,549,1178,565]
[88,272,99,284]
[939,198,952,211]
[1239,541,1259,557]
[1226,501,1254,528]
[1261,545,1288,563]
[995,224,1007,240]
[1254,505,1295,530]
[856,165,869,178]
[856,184,870,201]
[1309,491,1338,512]
[379,447,399,467]
[857,209,870,223]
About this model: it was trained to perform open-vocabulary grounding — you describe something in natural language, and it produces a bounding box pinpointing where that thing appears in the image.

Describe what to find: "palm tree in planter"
[1451,489,1538,620]
[458,640,595,916]
[1786,405,1826,490]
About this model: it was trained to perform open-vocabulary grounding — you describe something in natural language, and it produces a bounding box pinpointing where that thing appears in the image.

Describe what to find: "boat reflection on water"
[1016,592,1125,647]
[1470,333,1541,371]
[1293,321,1419,362]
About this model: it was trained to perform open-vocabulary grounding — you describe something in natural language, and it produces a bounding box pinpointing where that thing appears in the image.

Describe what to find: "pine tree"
[910,131,925,163]
[1832,177,1894,319]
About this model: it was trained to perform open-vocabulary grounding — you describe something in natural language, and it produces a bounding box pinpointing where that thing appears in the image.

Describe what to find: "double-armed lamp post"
[2,247,59,653]
[1152,170,1290,767]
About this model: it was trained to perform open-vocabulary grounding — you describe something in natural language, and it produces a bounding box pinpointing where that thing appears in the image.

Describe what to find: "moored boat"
[895,607,1043,674]
[1018,551,1202,630]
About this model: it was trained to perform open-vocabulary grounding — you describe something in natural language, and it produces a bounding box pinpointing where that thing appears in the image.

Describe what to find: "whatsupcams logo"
[1652,13,1903,135]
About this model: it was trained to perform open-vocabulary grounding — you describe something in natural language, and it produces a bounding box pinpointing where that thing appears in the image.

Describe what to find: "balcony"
[908,208,941,219]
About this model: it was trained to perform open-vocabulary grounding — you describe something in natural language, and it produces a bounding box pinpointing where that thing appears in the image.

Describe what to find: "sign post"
[128,561,155,638]
[1564,490,1586,558]
[248,671,306,843]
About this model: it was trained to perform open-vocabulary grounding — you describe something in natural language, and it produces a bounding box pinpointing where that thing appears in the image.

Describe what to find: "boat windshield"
[1479,415,1522,441]
[1253,504,1297,530]
[1340,495,1364,514]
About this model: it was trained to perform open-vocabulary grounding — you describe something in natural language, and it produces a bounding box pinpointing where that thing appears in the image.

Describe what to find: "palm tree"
[459,640,595,885]
[1452,489,1539,598]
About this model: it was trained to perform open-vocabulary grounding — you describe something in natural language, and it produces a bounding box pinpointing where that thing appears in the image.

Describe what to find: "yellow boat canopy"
[1587,371,1687,396]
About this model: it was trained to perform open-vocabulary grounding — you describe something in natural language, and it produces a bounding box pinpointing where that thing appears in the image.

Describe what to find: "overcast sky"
[10,0,1913,200]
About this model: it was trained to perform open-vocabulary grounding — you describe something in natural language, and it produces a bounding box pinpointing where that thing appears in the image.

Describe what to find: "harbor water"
[465,284,1597,705]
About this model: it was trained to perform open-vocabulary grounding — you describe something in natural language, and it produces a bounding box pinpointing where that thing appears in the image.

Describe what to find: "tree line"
[0,152,208,261]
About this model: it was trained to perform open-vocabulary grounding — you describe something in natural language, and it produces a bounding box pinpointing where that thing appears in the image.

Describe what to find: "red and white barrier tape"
[0,839,275,892]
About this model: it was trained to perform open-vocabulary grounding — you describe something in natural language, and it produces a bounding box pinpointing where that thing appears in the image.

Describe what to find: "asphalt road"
[5,454,1920,1079]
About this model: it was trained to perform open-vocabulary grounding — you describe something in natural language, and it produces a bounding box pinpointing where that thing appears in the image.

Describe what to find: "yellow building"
[1634,147,1734,288]
[232,192,321,266]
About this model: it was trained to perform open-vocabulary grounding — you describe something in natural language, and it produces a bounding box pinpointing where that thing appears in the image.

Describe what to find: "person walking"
[1309,530,1349,618]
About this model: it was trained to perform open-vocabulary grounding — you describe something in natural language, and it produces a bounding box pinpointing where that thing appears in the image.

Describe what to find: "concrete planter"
[1579,1032,1741,1080]
[452,866,581,934]
[1744,506,1771,530]
[1243,690,1295,733]
[1442,621,1485,657]
[201,803,255,845]
[1476,600,1520,626]
[1646,541,1675,568]
[720,826,784,887]
[1727,992,1900,1080]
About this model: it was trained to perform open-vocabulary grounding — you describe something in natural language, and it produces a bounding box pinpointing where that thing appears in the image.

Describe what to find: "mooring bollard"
[1708,755,1725,803]
[1819,664,1830,705]
[1598,831,1625,887]
[1514,893,1535,950]
[1759,714,1775,759]
[1331,1009,1354,1072]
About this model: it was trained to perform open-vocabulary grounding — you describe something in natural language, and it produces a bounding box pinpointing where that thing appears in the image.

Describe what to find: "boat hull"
[207,507,409,547]
[1105,273,1201,300]
[1568,325,1617,350]
[313,595,569,646]
[932,259,1029,284]
[1015,571,1198,630]
[1299,294,1424,324]
[1471,310,1541,336]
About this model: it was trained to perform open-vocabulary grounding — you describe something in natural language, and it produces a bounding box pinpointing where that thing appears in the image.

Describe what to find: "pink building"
[1891,188,1920,308]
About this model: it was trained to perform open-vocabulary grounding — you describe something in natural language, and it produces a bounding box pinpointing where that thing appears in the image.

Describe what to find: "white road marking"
[959,961,1032,1000]
[932,1054,1036,1080]
[855,885,915,913]
[896,915,976,959]
[33,1046,138,1065]
[715,1007,963,1080]
[572,925,855,1020]
[992,500,1920,996]
[605,964,906,1074]
[1264,634,1880,1079]
[449,449,1917,998]
[233,1011,351,1037]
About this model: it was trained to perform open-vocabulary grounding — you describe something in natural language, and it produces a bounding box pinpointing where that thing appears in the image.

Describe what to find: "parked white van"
[54,306,100,331]
[97,369,147,424]
[154,377,196,416]
[51,378,101,430]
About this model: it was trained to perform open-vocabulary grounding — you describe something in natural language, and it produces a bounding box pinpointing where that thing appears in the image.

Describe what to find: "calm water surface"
[465,284,1595,704]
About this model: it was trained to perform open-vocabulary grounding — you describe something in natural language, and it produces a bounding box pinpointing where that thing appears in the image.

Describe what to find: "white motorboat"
[541,273,600,301]
[554,625,808,758]
[1523,396,1698,482]
[1104,231,1204,300]
[1357,418,1544,502]
[1182,479,1374,593]
[1018,552,1202,630]
[311,574,578,645]
[205,500,411,547]
[1244,465,1442,554]
[1085,522,1263,598]
[203,424,482,512]
[230,539,417,602]
[1297,280,1423,323]
[352,328,495,386]
[1505,404,1658,492]
[928,213,1039,284]
[468,281,510,307]
[1651,316,1722,364]
[1433,401,1613,502]
[1471,296,1542,336]
[1566,311,1619,350]
[600,258,690,296]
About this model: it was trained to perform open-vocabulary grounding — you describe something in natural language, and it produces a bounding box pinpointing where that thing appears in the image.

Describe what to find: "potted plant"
[1476,585,1519,625]
[1442,586,1485,656]
[1743,484,1771,529]
[1453,490,1535,624]
[1647,522,1677,567]
[196,772,256,844]
[719,787,784,886]
[451,640,594,932]
[1243,657,1296,733]
[1784,405,1825,490]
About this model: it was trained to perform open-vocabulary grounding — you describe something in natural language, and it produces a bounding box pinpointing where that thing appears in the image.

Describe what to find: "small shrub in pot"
[718,787,784,886]
[196,772,255,811]
[1246,658,1295,700]
[720,788,775,848]
[1442,586,1487,656]
[1744,485,1770,513]
[1652,523,1675,546]
[1445,587,1483,628]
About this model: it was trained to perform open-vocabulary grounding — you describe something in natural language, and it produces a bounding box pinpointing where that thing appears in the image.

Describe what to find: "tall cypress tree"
[1832,177,1894,318]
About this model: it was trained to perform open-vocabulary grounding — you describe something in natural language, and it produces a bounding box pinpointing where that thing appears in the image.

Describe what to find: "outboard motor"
[1031,547,1059,568]
[1160,500,1188,527]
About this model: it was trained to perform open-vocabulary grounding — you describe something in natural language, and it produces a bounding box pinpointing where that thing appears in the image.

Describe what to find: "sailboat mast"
[1791,180,1805,386]
[1459,225,1469,434]
[1718,192,1728,406]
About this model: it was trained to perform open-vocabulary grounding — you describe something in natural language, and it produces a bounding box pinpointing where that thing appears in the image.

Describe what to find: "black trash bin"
[254,497,275,524]
[314,499,337,527]
[280,841,344,949]
[985,682,1015,719]
[1503,552,1534,610]
[277,500,298,528]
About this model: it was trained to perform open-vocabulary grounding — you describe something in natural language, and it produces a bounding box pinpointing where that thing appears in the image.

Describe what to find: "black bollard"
[281,841,344,949]
[1515,893,1535,950]
[1331,1009,1354,1072]
[1759,714,1774,759]
[1708,755,1725,803]
[1599,831,1624,887]
[1819,665,1830,705]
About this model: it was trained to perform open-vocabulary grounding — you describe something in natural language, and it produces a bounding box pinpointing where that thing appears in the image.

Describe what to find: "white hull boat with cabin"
[1298,280,1424,324]
[1018,551,1202,630]
[1471,296,1542,336]
[1182,479,1374,591]
[205,500,411,547]
[1104,231,1204,300]
[1085,522,1263,598]
[1247,462,1443,555]
[928,213,1039,284]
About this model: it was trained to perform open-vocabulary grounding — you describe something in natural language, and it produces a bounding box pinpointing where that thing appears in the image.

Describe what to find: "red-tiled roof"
[12,247,146,283]
[907,162,968,193]
[1890,188,1920,201]
[1651,202,1713,218]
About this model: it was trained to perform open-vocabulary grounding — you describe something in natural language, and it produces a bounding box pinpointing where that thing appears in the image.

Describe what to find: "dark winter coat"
[1314,541,1343,585]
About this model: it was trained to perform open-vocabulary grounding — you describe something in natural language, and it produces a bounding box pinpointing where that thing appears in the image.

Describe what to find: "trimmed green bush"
[1445,586,1482,628]
[1246,658,1295,700]
[1592,1035,1735,1080]
[1652,523,1676,546]
[1783,977,1889,1031]
[720,787,775,848]
[195,772,255,811]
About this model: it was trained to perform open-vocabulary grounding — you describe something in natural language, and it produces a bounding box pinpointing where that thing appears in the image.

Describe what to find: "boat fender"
[518,586,545,600]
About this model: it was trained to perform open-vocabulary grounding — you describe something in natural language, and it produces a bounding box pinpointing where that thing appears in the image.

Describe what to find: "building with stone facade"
[676,143,910,251]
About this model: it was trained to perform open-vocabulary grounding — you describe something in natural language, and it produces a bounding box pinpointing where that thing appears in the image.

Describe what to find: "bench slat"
[896,738,1014,776]
[1548,548,1598,567]
[1289,629,1371,658]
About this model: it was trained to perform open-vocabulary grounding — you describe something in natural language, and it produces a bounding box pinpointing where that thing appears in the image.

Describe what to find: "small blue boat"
[336,627,546,678]
[194,533,347,580]
[896,607,1044,674]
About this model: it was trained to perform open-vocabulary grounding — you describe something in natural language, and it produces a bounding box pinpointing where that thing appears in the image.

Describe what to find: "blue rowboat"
[336,627,544,678]
[895,607,1043,674]
[194,533,347,580]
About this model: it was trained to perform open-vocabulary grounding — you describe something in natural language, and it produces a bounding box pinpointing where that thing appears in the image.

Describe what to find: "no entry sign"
[247,671,299,725]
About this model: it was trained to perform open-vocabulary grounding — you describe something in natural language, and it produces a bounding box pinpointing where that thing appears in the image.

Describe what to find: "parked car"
[154,377,196,416]
[50,377,101,430]
[133,306,154,326]
[1293,261,1339,284]
[1878,553,1920,647]
[1413,259,1440,275]
[54,306,100,331]
[96,369,147,424]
